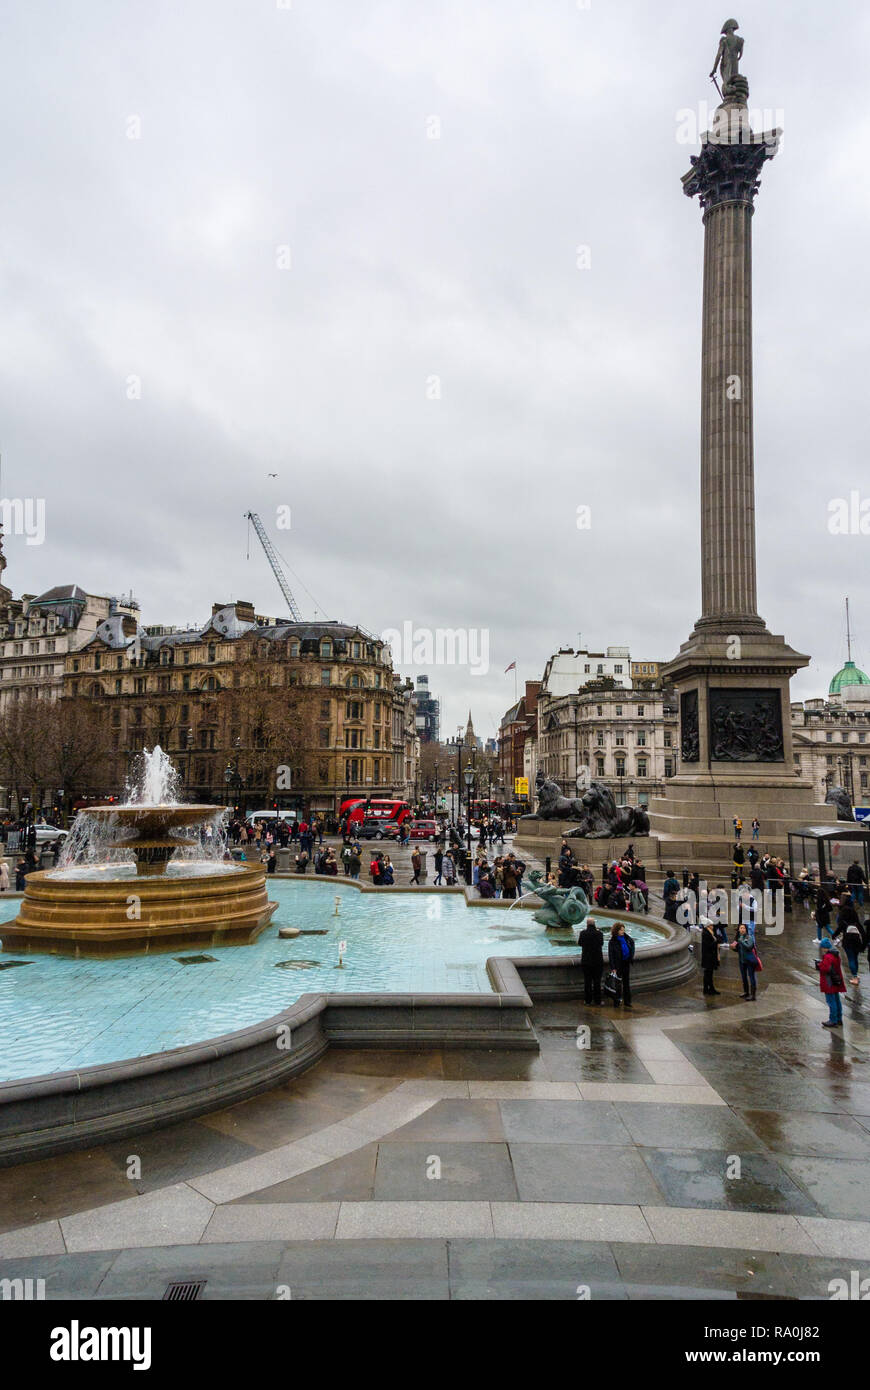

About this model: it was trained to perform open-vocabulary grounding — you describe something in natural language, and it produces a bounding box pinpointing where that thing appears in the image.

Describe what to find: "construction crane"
[244,511,303,621]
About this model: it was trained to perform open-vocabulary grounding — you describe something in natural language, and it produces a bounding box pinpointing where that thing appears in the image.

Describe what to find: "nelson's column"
[648,20,835,865]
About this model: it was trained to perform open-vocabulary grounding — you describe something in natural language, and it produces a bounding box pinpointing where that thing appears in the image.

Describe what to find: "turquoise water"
[0,881,663,1081]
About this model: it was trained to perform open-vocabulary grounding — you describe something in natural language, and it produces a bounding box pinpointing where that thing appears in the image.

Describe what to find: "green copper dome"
[829,660,870,695]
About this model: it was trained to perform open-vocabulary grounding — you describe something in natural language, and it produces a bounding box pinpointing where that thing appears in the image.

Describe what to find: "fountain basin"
[78,804,221,876]
[4,864,277,955]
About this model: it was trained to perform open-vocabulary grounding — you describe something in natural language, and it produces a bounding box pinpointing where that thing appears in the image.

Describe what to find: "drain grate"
[173,955,217,966]
[0,960,32,971]
[163,1279,206,1301]
[275,959,320,970]
[299,929,329,935]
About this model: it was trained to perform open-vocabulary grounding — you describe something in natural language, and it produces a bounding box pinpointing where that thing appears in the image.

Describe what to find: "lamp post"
[464,760,475,885]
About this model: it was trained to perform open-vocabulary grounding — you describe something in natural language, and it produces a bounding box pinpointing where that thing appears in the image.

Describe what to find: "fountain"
[2,747,278,955]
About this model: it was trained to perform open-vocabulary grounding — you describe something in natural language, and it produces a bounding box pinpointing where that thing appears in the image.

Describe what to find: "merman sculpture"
[527,869,591,930]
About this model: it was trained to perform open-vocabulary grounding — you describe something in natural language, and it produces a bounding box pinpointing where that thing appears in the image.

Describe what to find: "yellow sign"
[514,777,529,796]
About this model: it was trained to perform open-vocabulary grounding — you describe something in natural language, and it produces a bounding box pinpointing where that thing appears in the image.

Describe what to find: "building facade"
[413,674,440,744]
[64,603,417,816]
[537,681,679,807]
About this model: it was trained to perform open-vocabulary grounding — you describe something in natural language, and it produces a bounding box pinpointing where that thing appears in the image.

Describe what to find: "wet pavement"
[1,887,869,1299]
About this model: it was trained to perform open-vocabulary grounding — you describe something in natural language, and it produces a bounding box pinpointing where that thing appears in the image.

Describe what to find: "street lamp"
[464,761,475,885]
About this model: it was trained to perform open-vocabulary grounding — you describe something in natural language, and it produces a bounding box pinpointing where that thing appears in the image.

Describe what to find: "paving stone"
[0,1220,65,1258]
[639,1150,819,1216]
[499,1100,632,1146]
[95,1240,287,1300]
[640,1206,820,1255]
[447,1237,627,1300]
[737,1108,870,1159]
[373,1142,517,1201]
[232,1143,378,1204]
[611,1241,804,1298]
[466,1081,580,1099]
[202,1203,339,1243]
[276,1238,450,1299]
[614,1103,766,1151]
[102,1121,260,1192]
[335,1202,493,1241]
[60,1184,215,1253]
[509,1143,664,1205]
[489,1202,652,1244]
[380,1100,506,1143]
[0,1250,119,1299]
[777,1157,870,1221]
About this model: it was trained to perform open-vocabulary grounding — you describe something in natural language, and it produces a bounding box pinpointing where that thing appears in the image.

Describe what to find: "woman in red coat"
[817,937,846,1029]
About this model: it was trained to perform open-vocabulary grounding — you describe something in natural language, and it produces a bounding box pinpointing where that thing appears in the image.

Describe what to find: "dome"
[829,660,870,696]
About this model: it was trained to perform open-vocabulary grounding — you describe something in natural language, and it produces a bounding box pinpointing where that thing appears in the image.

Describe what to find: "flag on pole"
[504,662,516,673]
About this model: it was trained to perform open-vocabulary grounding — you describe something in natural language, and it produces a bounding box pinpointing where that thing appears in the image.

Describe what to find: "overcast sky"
[1,0,868,742]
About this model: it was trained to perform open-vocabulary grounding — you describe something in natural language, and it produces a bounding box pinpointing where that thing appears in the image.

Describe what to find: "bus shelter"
[788,826,870,889]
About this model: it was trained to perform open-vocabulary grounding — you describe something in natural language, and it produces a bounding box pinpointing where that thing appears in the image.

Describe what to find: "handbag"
[603,970,622,1002]
[751,946,763,972]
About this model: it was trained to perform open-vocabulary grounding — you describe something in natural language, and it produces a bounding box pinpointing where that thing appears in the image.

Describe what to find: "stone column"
[682,99,779,633]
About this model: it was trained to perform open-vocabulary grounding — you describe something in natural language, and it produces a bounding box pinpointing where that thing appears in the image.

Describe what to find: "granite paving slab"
[639,1149,820,1216]
[509,1143,664,1205]
[373,1142,518,1202]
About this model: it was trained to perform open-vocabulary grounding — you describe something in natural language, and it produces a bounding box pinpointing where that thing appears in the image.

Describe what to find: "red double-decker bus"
[339,797,412,827]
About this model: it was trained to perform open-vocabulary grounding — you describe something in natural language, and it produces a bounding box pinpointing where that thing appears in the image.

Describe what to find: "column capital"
[682,125,780,213]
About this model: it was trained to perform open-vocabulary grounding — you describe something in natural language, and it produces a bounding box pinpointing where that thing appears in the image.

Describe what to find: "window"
[321,669,331,686]
[347,674,361,689]
[373,758,380,784]
[114,679,121,694]
[319,727,330,747]
[207,643,216,663]
[374,703,381,720]
[862,773,868,790]
[826,756,834,766]
[94,652,102,670]
[184,650,190,664]
[584,665,590,674]
[597,664,603,675]
[637,706,645,717]
[596,733,604,747]
[596,705,603,717]
[320,640,332,659]
[596,758,605,776]
[158,676,170,692]
[345,729,360,749]
[346,700,362,719]
[181,705,189,722]
[116,655,123,669]
[13,643,22,656]
[72,658,79,672]
[826,733,833,743]
[134,677,146,694]
[374,673,381,689]
[615,734,625,747]
[320,699,331,718]
[664,732,672,748]
[183,673,191,691]
[664,758,674,777]
[614,665,623,674]
[374,728,381,749]
[205,676,218,692]
[615,706,623,717]
[637,761,647,777]
[290,641,300,658]
[615,758,625,776]
[352,641,361,659]
[636,731,646,746]
[46,640,55,653]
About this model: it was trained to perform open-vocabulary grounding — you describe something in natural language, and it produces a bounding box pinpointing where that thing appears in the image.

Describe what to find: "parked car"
[244,810,298,831]
[408,819,438,842]
[356,819,400,841]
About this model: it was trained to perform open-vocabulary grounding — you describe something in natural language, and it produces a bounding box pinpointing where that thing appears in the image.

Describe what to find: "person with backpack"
[816,937,846,1028]
[832,893,866,984]
[370,853,383,886]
